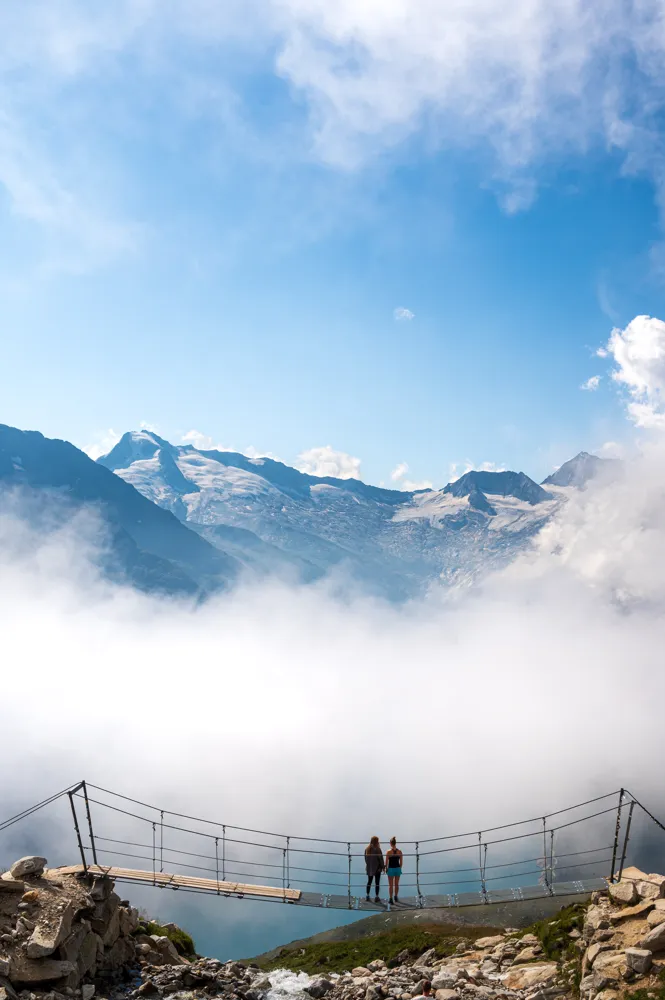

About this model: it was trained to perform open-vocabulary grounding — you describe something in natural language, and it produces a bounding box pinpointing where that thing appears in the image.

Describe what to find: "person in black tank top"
[386,837,403,904]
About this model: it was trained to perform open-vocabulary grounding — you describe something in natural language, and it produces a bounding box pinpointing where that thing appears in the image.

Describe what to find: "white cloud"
[596,347,609,358]
[390,461,409,481]
[180,430,280,460]
[394,307,414,321]
[7,0,665,267]
[391,462,432,491]
[598,440,625,459]
[402,478,433,491]
[581,375,601,391]
[297,444,362,479]
[604,315,665,426]
[82,428,121,460]
[448,460,507,482]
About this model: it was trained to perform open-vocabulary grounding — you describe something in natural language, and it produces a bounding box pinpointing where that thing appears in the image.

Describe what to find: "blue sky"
[3,0,665,488]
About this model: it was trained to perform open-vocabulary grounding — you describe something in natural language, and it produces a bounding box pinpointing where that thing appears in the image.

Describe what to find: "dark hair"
[423,983,432,993]
[390,837,397,846]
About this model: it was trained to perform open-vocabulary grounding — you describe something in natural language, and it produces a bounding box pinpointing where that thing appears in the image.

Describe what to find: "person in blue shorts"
[386,837,403,904]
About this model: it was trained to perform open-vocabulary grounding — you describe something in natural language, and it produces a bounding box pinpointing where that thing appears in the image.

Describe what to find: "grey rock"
[0,965,6,980]
[366,987,384,1000]
[81,986,95,1000]
[305,978,334,999]
[625,949,652,975]
[9,956,75,984]
[9,858,47,880]
[418,951,436,968]
[608,881,638,906]
[26,903,74,959]
[434,992,457,1000]
[642,922,665,952]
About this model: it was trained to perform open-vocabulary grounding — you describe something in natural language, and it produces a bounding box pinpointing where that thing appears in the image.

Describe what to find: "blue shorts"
[388,868,402,878]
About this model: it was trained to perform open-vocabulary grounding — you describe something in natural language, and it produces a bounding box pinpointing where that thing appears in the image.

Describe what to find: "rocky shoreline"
[2,858,665,1000]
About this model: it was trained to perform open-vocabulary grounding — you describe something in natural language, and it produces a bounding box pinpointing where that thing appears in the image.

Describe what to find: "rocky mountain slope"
[0,425,239,597]
[98,433,611,599]
[3,856,665,1000]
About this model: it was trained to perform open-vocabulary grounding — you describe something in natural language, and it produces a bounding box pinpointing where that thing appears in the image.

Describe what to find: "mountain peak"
[99,430,176,471]
[443,469,550,505]
[542,451,610,488]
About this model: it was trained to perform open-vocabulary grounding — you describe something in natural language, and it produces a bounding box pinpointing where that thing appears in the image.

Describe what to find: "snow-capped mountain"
[98,432,609,598]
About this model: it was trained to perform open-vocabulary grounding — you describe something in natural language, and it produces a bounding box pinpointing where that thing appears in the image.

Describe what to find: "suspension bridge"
[1,783,663,913]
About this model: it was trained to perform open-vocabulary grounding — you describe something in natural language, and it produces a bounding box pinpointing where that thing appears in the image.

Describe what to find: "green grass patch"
[135,920,196,959]
[517,903,586,962]
[626,968,665,1000]
[255,923,499,975]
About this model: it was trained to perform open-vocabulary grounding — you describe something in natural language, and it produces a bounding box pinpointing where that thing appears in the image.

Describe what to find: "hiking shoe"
[365,895,370,902]
[389,896,394,904]
[374,895,380,902]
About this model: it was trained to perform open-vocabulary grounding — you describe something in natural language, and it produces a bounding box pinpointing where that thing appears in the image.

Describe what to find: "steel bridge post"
[347,843,352,909]
[618,799,635,881]
[610,789,625,882]
[81,781,98,866]
[67,783,88,874]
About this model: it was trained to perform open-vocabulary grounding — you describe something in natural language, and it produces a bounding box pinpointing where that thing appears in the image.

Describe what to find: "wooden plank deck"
[55,865,301,901]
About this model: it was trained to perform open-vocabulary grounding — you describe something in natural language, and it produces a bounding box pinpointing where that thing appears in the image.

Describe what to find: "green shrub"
[518,903,586,962]
[135,920,196,958]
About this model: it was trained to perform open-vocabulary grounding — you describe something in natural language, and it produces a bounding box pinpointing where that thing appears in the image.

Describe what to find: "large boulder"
[501,964,558,990]
[9,955,75,984]
[474,936,504,950]
[638,876,665,901]
[592,952,627,990]
[9,858,46,880]
[625,948,652,974]
[641,921,665,952]
[304,978,333,999]
[26,902,75,959]
[609,881,638,905]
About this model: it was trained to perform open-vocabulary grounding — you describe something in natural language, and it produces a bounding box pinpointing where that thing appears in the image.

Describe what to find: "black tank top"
[388,852,401,868]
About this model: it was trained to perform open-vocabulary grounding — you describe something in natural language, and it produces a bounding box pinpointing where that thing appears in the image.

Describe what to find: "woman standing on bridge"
[365,836,384,903]
[386,837,403,904]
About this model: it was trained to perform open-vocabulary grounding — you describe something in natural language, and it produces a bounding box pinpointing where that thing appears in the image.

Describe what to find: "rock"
[396,951,410,965]
[365,986,383,1000]
[608,881,638,905]
[352,969,371,978]
[434,992,457,1000]
[610,900,654,923]
[518,933,539,946]
[637,876,665,901]
[501,963,558,990]
[568,929,582,939]
[26,903,74,958]
[641,921,665,952]
[0,881,24,894]
[0,964,7,979]
[9,858,46,880]
[21,892,39,904]
[474,936,504,950]
[0,981,17,1000]
[81,986,95,1000]
[368,961,387,972]
[431,971,456,990]
[625,948,652,974]
[512,946,542,964]
[305,978,334,999]
[587,942,613,967]
[417,951,436,967]
[9,956,75,984]
[137,982,159,995]
[102,907,120,948]
[118,907,139,937]
[584,906,611,939]
[592,952,627,987]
